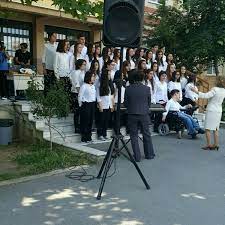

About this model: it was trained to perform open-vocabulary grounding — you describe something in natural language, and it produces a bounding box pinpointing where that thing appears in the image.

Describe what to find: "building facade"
[0,0,102,74]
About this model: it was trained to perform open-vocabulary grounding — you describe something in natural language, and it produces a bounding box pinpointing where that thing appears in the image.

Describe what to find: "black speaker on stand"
[96,0,150,200]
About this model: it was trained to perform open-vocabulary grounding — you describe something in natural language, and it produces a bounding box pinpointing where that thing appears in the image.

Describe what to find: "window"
[207,62,216,76]
[44,26,90,45]
[0,19,32,57]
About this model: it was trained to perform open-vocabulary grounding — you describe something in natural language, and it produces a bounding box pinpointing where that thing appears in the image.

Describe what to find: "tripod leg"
[120,138,150,190]
[97,137,115,179]
[96,138,116,200]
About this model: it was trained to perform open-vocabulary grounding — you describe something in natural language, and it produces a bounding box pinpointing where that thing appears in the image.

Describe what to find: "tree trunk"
[214,58,219,76]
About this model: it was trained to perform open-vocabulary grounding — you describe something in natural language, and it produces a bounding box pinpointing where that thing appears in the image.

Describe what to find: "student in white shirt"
[151,62,159,84]
[155,71,168,105]
[168,71,182,101]
[70,42,85,71]
[152,44,159,62]
[113,48,121,72]
[70,59,86,133]
[159,46,166,62]
[103,60,115,81]
[97,69,115,140]
[166,63,176,82]
[90,59,100,89]
[180,65,188,91]
[137,59,147,72]
[166,53,175,66]
[145,50,153,69]
[69,33,87,57]
[133,48,145,65]
[79,71,96,143]
[144,69,156,104]
[42,32,58,92]
[156,50,168,72]
[125,48,135,70]
[162,89,204,138]
[94,44,101,61]
[99,47,111,72]
[184,74,198,106]
[53,40,71,80]
[65,40,74,73]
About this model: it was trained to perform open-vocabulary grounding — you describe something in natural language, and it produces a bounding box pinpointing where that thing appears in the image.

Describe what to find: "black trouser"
[71,92,80,131]
[0,70,8,98]
[60,77,72,96]
[128,114,155,162]
[97,108,110,137]
[44,70,56,94]
[80,102,95,141]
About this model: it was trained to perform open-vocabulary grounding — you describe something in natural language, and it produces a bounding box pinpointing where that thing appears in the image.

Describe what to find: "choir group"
[42,32,200,143]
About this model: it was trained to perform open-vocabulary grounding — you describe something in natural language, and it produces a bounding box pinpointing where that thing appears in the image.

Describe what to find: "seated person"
[162,89,205,138]
[15,43,31,67]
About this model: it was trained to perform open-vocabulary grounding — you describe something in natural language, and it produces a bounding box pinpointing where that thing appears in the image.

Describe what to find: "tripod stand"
[96,47,150,200]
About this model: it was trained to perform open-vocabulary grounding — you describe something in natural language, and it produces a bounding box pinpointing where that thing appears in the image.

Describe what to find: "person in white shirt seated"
[78,71,96,143]
[183,74,198,107]
[97,69,115,141]
[144,69,156,104]
[70,59,86,133]
[156,50,168,72]
[168,71,182,101]
[155,71,168,105]
[162,89,205,138]
[42,32,58,92]
[69,33,87,57]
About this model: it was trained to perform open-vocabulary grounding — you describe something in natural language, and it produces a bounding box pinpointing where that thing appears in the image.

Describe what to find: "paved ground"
[0,130,225,225]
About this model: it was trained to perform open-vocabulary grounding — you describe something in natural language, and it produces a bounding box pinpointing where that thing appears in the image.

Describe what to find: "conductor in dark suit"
[124,70,155,162]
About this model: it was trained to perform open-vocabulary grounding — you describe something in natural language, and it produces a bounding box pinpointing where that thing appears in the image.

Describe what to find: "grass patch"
[0,142,96,181]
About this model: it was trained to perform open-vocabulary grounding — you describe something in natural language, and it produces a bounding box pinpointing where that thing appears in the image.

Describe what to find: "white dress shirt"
[97,87,114,109]
[53,52,70,79]
[180,76,188,90]
[78,83,96,106]
[67,51,74,72]
[153,73,159,84]
[42,42,58,70]
[163,98,186,117]
[69,44,87,58]
[70,54,85,71]
[70,69,85,93]
[155,81,168,103]
[185,83,199,101]
[168,81,182,100]
[158,61,168,72]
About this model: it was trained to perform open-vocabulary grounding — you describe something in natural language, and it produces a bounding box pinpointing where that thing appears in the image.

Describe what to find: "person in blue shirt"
[0,42,10,99]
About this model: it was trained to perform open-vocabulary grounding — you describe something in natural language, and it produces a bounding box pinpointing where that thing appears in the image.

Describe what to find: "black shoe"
[198,128,205,134]
[146,155,155,160]
[191,133,197,139]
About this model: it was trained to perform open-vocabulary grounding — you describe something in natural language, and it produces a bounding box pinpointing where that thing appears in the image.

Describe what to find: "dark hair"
[75,59,86,70]
[171,71,180,82]
[166,63,175,81]
[126,48,133,62]
[84,71,94,84]
[187,73,197,85]
[145,69,154,91]
[156,50,164,66]
[99,69,115,96]
[102,59,113,72]
[159,71,167,80]
[137,59,146,70]
[113,48,120,62]
[20,43,28,49]
[56,40,67,53]
[102,47,111,63]
[77,33,85,39]
[180,65,187,77]
[129,69,144,83]
[122,60,131,78]
[170,89,180,96]
[0,41,5,50]
[48,32,56,41]
[87,43,95,62]
[94,44,101,59]
[151,62,159,74]
[145,50,153,64]
[90,59,100,75]
[166,53,174,64]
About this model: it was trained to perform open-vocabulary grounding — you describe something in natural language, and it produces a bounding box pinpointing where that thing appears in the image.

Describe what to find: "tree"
[26,80,70,150]
[3,0,104,20]
[147,0,225,75]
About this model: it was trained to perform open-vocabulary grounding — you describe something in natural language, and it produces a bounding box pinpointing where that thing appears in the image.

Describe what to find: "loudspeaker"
[103,0,144,48]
